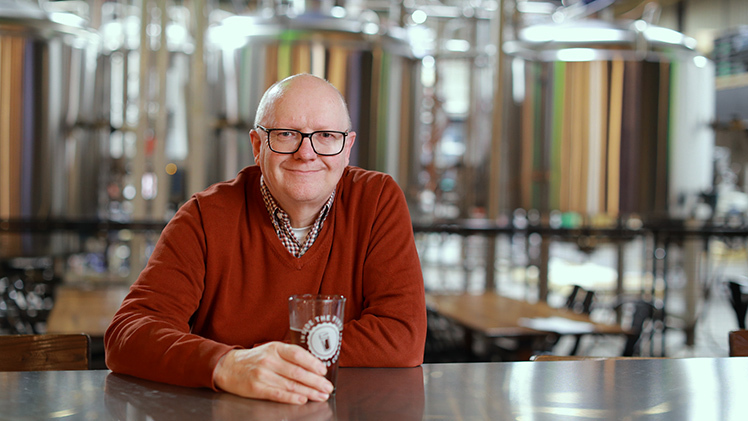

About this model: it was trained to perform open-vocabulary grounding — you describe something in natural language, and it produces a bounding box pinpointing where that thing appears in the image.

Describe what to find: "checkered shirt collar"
[260,176,334,257]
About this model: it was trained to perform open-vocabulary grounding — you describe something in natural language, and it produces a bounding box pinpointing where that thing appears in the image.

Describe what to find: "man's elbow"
[386,328,426,367]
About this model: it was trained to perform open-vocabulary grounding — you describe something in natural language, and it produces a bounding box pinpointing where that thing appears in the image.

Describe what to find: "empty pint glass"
[288,294,346,392]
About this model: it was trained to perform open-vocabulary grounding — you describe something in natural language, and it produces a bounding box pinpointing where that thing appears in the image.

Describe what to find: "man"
[105,74,427,405]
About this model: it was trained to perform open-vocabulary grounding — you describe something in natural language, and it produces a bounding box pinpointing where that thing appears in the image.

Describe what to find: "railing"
[3,216,748,355]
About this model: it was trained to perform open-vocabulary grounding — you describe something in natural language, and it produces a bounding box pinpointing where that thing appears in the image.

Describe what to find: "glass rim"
[289,294,346,302]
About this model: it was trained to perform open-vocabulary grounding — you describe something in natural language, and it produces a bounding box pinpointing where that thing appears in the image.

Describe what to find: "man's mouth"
[286,168,322,175]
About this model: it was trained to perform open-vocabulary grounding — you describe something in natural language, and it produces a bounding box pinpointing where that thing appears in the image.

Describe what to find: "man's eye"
[276,131,296,138]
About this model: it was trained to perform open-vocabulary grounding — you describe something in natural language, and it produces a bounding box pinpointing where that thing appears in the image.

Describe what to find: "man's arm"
[105,198,231,387]
[338,175,427,367]
[104,199,332,403]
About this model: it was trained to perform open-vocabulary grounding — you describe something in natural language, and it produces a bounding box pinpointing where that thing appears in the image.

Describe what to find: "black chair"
[617,300,658,357]
[727,281,748,330]
[565,285,595,315]
[564,285,595,355]
[424,308,474,363]
[558,297,658,357]
[1,268,59,335]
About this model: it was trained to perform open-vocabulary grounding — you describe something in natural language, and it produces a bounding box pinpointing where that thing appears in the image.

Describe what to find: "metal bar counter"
[1,358,747,420]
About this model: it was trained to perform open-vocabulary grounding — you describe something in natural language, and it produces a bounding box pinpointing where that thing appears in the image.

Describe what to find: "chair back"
[0,334,90,371]
[729,330,748,357]
[565,285,594,314]
[617,300,658,356]
[728,281,748,330]
[424,308,472,363]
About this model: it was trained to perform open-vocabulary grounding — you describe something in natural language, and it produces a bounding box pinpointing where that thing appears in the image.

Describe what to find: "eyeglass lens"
[268,130,345,155]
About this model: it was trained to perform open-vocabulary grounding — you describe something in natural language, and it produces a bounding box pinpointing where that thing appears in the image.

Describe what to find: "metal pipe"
[488,0,506,220]
[487,0,507,292]
[187,0,207,198]
[152,0,170,221]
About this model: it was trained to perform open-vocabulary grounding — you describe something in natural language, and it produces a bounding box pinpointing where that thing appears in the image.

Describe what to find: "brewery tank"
[501,19,715,226]
[204,3,421,187]
[0,0,102,258]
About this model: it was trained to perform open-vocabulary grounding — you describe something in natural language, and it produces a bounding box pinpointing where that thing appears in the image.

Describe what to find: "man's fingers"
[212,343,333,404]
[226,363,329,404]
[269,344,333,394]
[251,365,330,403]
[277,343,328,376]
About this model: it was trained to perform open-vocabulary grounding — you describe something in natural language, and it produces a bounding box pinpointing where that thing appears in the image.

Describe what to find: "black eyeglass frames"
[255,125,349,156]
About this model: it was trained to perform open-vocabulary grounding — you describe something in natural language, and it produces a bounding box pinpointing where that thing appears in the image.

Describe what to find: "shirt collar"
[260,175,335,227]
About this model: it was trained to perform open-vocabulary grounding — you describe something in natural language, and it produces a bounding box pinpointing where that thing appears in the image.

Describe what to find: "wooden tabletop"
[46,284,130,337]
[426,292,626,337]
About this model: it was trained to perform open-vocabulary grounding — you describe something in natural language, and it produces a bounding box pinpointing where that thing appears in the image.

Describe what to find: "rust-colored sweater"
[104,166,427,389]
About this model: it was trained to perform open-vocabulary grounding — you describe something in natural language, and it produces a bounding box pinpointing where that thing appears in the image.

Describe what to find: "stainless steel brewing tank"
[205,13,420,185]
[502,20,715,224]
[0,0,102,257]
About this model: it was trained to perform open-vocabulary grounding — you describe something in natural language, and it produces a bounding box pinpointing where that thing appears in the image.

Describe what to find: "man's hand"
[212,342,333,404]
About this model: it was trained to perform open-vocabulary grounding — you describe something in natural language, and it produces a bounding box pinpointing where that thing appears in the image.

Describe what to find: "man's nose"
[295,134,317,158]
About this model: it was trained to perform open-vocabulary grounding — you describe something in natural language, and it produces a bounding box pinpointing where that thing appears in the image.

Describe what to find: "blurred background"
[2,0,748,363]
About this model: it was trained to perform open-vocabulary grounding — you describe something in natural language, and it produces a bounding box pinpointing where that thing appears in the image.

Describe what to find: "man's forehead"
[265,112,347,130]
[267,85,346,120]
[274,76,339,98]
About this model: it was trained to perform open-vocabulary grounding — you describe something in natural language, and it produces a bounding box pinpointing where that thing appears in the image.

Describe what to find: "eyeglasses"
[256,125,349,156]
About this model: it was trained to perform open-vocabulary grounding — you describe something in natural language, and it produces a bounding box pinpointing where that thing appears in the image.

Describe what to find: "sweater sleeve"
[338,176,427,367]
[104,198,237,389]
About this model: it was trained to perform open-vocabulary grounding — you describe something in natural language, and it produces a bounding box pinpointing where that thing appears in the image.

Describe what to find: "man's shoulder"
[341,166,395,188]
[193,166,260,206]
[339,166,404,206]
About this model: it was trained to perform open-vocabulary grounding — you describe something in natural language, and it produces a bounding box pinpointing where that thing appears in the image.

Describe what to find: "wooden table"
[46,284,130,337]
[2,359,747,420]
[426,292,626,359]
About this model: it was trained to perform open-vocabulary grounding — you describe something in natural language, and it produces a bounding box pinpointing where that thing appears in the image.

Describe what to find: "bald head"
[254,74,351,130]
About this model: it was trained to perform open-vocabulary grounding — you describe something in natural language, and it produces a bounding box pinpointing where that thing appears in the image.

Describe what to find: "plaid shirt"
[260,176,334,257]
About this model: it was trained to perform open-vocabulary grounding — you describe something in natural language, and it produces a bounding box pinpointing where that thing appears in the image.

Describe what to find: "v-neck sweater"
[104,165,427,390]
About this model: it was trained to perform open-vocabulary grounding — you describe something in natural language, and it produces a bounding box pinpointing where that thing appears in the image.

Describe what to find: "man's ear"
[249,129,262,162]
[344,131,356,162]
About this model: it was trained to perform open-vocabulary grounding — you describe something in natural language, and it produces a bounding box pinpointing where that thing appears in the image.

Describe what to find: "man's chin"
[289,192,328,204]
[286,186,332,204]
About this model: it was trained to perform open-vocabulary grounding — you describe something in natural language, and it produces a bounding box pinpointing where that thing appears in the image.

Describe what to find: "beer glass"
[288,294,346,392]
